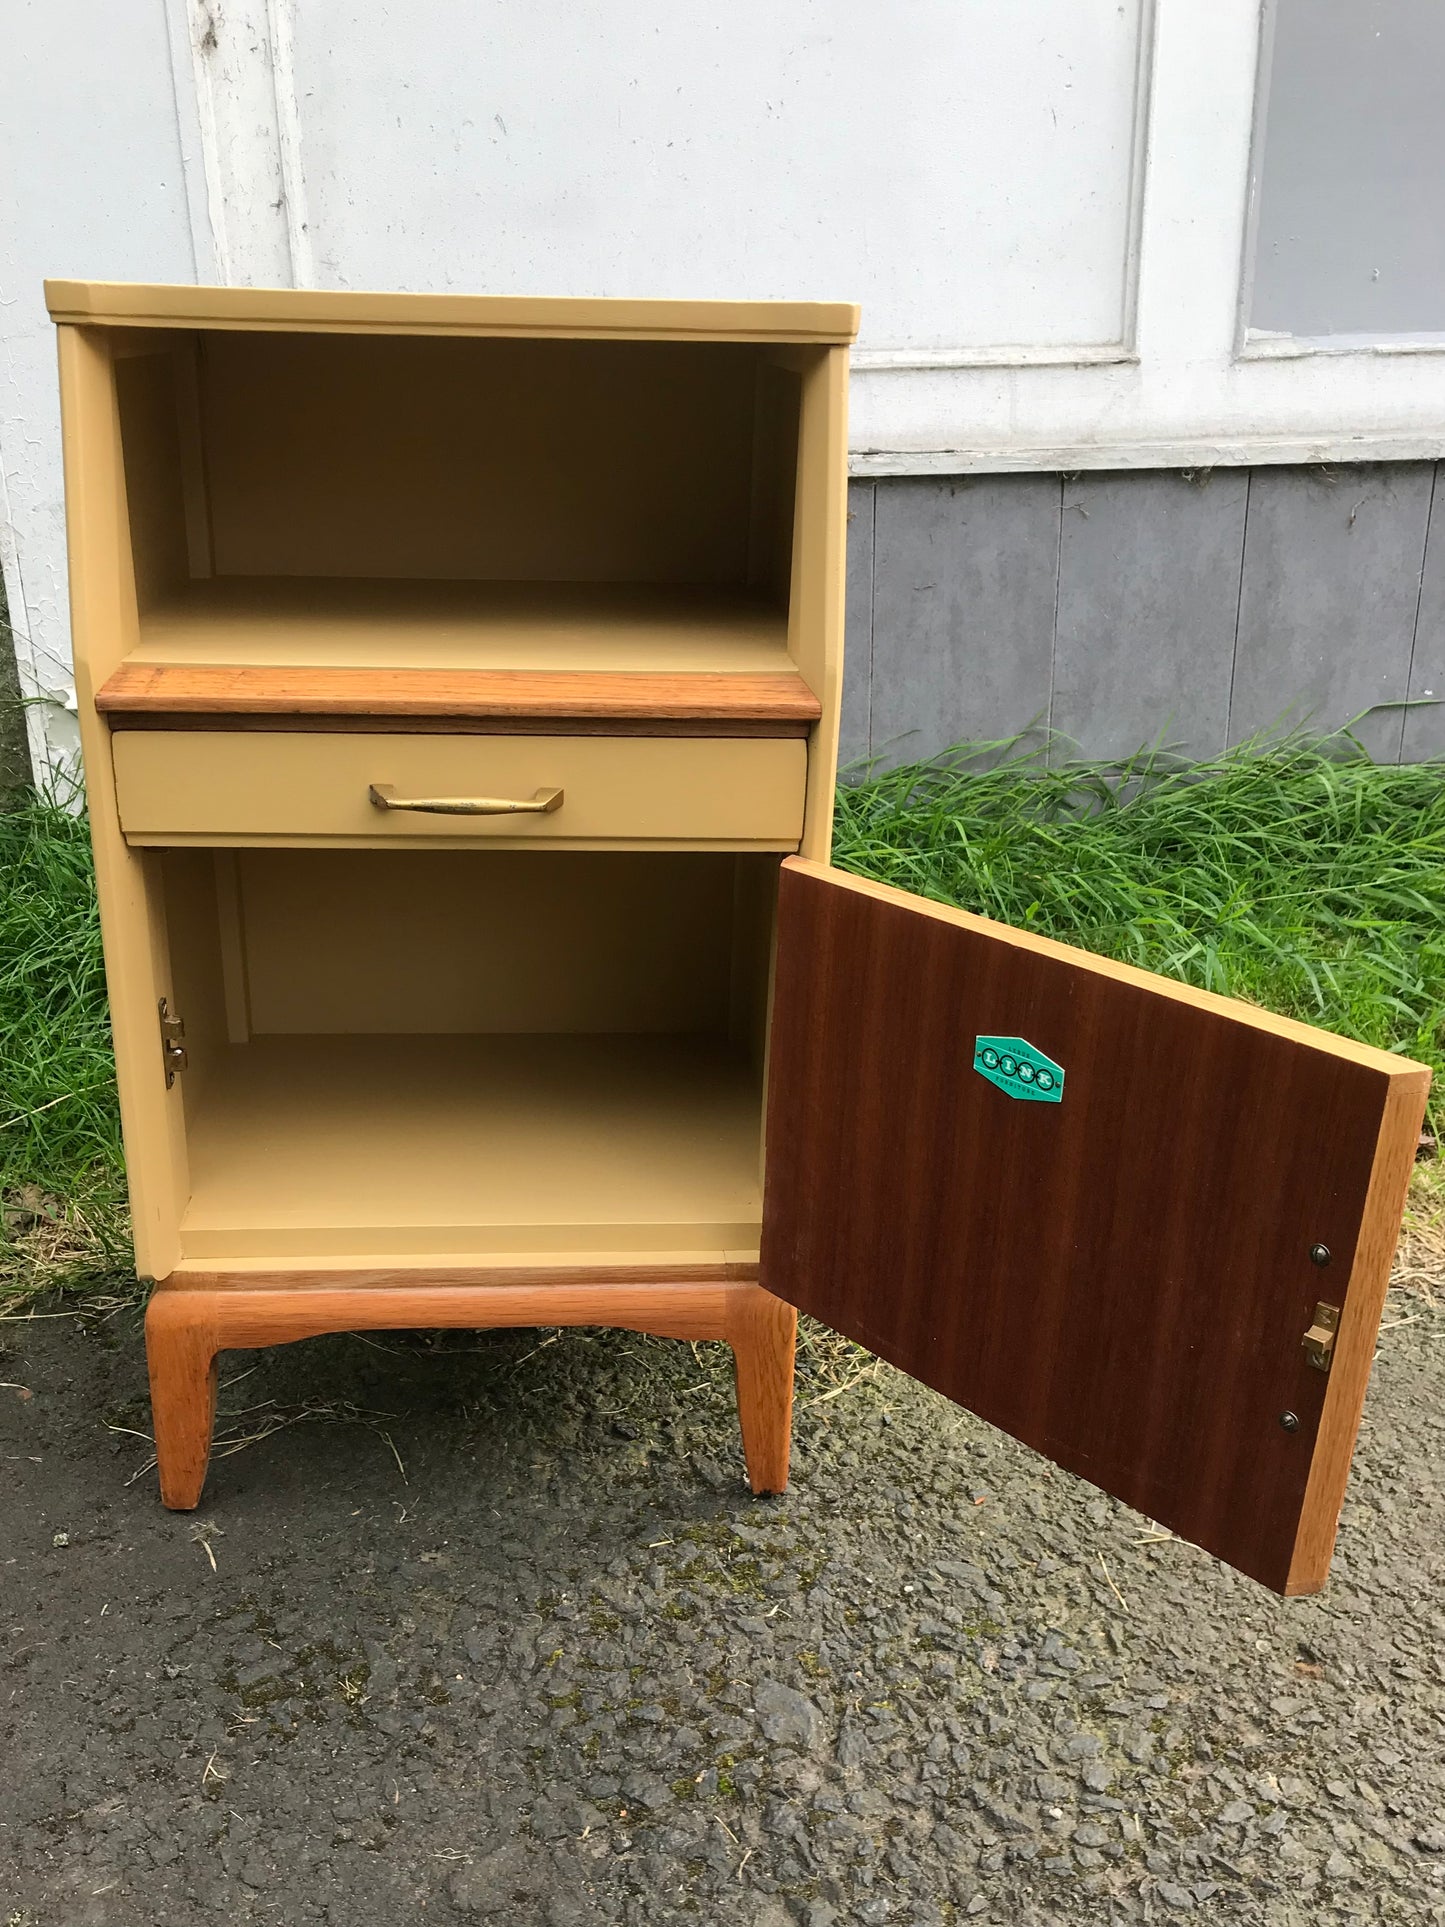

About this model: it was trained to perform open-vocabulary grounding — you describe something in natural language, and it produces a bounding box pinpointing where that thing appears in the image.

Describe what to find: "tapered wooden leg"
[138,1272,785,1508]
[724,1285,796,1494]
[144,1290,220,1510]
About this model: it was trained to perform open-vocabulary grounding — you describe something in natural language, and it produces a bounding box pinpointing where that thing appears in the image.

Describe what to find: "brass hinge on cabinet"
[159,998,188,1086]
[1302,1302,1340,1373]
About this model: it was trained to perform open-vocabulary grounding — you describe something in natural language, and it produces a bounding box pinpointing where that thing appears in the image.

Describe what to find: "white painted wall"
[3,0,1444,777]
[293,2,1148,355]
[0,1,198,781]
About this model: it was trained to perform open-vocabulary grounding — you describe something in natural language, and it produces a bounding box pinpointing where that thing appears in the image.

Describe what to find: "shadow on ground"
[2,1296,1444,1926]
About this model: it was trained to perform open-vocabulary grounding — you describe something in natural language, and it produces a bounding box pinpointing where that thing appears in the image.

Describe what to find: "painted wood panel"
[1052,470,1248,761]
[761,859,1428,1594]
[294,2,1148,354]
[17,446,1445,785]
[840,481,874,772]
[869,477,1060,767]
[1402,466,1445,762]
[1229,464,1435,759]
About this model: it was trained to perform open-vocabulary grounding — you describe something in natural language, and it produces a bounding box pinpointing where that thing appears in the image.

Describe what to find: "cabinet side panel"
[728,855,781,1076]
[113,349,191,612]
[159,852,232,1111]
[748,365,801,603]
[791,348,849,861]
[57,326,187,1277]
[1286,1071,1426,1593]
[728,855,782,1185]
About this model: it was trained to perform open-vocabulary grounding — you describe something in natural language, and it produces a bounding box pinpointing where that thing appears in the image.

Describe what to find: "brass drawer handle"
[368,783,564,817]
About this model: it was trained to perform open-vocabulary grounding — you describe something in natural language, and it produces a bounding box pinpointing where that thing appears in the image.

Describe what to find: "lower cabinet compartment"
[158,847,778,1266]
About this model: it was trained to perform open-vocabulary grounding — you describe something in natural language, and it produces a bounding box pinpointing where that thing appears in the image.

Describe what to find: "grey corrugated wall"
[843,463,1444,770]
[2,462,1442,798]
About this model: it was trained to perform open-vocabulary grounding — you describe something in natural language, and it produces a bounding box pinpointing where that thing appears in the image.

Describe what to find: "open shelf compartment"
[159,847,778,1268]
[105,329,817,705]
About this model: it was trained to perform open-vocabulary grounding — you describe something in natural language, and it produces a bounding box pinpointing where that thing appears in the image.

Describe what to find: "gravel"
[2,1293,1444,1925]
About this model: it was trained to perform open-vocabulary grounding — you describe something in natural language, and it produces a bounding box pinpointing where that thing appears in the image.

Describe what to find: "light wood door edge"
[97,664,823,724]
[1285,1070,1430,1594]
[46,281,860,344]
[146,1276,777,1348]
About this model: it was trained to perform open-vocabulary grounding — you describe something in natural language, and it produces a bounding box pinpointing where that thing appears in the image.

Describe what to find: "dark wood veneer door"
[760,859,1429,1594]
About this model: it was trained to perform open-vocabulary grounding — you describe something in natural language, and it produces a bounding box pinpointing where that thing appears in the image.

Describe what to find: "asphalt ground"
[2,1289,1444,1926]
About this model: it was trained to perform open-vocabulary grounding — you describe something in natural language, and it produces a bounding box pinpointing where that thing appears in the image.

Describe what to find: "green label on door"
[974,1036,1064,1103]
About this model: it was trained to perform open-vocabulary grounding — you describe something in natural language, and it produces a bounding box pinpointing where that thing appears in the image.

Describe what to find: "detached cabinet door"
[760,858,1429,1594]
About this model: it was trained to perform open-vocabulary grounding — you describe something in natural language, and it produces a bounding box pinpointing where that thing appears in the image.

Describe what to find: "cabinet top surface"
[45,280,859,344]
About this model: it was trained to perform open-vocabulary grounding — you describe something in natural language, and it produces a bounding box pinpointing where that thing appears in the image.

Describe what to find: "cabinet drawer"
[111,731,808,848]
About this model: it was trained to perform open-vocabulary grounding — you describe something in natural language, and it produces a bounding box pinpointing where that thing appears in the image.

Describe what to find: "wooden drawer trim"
[102,712,809,739]
[98,662,822,727]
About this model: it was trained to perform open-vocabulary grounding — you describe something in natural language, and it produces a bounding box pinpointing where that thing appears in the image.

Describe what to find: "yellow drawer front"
[111,731,808,848]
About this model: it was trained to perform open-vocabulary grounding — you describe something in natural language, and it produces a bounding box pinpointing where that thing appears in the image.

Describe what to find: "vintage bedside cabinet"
[49,280,1428,1595]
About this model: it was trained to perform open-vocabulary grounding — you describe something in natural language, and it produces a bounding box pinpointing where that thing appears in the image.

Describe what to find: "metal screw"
[1279,1411,1300,1433]
[1309,1243,1331,1267]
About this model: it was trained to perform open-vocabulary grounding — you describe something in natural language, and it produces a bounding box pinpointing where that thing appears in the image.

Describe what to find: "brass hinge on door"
[1302,1302,1340,1373]
[159,998,188,1086]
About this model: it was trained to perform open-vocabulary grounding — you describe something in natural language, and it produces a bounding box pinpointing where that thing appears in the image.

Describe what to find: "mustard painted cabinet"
[52,282,1426,1596]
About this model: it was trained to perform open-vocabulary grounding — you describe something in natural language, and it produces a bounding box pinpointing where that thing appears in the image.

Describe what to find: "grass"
[1,731,1442,1310]
[0,793,129,1304]
[835,733,1445,1127]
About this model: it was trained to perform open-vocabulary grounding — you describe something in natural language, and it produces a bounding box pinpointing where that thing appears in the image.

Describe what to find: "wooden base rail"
[145,1279,796,1511]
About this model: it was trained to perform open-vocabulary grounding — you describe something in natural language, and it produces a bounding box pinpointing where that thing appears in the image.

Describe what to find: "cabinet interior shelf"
[99,579,819,729]
[178,1032,764,1263]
